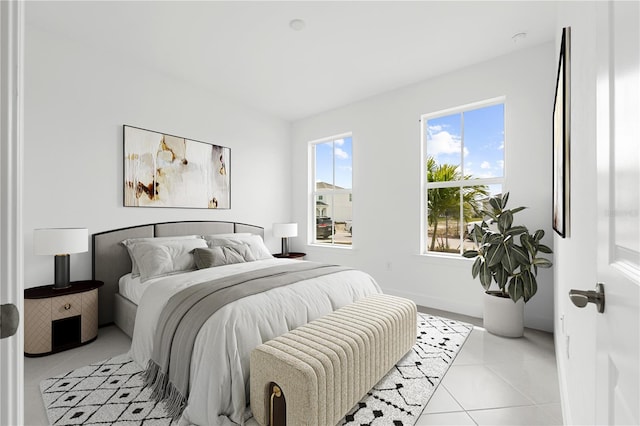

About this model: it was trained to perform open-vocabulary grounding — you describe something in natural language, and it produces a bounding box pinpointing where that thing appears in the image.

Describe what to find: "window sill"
[307,243,353,251]
[415,252,473,266]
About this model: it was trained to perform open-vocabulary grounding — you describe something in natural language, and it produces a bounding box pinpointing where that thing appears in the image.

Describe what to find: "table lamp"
[34,228,88,289]
[273,223,297,256]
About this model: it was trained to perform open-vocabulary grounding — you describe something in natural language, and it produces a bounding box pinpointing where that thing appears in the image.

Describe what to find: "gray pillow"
[193,244,256,269]
[203,234,273,260]
[127,238,208,282]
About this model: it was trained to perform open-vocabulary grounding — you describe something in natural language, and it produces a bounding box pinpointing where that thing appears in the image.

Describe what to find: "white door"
[594,1,639,424]
[0,1,24,425]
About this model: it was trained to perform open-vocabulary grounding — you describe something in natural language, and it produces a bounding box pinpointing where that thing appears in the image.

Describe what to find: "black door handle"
[569,283,605,313]
[0,303,19,339]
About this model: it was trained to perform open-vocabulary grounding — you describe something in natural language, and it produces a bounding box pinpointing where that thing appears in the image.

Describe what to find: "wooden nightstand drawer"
[51,293,82,320]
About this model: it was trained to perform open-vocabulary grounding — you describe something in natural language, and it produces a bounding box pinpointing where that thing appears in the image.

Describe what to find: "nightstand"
[273,252,306,260]
[24,280,103,357]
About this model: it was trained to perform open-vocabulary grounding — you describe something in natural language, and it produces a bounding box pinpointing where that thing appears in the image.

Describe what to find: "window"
[310,133,353,247]
[422,100,505,255]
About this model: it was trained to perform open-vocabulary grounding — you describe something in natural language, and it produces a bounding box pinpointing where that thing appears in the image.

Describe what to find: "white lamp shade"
[273,223,298,238]
[34,228,88,255]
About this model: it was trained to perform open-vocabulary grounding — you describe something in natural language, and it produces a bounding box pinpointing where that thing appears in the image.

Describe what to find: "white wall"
[291,43,557,331]
[23,25,292,289]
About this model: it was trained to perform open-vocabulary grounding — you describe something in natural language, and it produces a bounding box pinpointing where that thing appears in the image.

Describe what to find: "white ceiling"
[26,1,558,121]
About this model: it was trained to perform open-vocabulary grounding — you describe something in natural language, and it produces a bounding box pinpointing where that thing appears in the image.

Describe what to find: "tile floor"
[24,307,563,426]
[416,307,562,426]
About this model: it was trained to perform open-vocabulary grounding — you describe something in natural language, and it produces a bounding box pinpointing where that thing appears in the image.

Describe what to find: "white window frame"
[420,97,506,256]
[309,132,353,248]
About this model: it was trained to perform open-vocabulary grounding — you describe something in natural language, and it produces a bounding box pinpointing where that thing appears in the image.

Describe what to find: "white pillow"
[121,235,200,276]
[126,238,208,282]
[203,234,273,260]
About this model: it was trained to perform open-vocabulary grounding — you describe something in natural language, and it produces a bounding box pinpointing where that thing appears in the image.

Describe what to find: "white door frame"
[0,0,24,424]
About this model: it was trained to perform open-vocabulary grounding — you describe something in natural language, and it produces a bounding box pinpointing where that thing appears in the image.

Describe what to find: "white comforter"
[129,258,381,426]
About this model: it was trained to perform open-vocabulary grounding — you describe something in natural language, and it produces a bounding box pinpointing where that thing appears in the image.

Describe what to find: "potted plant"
[462,192,553,337]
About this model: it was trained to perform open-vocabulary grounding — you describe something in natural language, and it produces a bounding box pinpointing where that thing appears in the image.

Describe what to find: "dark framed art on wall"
[123,125,230,209]
[553,27,570,237]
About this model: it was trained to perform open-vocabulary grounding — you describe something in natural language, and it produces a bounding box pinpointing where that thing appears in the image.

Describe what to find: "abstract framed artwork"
[123,125,230,209]
[553,27,571,237]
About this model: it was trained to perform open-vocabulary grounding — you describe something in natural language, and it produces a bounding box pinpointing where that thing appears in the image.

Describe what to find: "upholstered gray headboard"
[92,221,264,326]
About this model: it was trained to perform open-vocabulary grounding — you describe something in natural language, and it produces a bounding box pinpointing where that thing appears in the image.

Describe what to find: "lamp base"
[53,254,71,290]
[281,238,290,257]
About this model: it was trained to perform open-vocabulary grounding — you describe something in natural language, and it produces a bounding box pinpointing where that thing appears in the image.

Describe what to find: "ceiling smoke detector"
[289,19,306,31]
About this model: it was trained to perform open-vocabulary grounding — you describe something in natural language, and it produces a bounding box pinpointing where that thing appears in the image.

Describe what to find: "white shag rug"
[41,313,472,426]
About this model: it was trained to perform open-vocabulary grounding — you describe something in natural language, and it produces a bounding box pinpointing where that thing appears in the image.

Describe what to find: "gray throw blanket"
[142,262,351,419]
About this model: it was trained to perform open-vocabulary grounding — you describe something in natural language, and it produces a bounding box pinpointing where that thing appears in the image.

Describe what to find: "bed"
[92,221,381,426]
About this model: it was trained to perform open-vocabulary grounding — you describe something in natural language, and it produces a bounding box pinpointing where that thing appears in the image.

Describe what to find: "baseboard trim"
[380,287,483,319]
[381,287,553,333]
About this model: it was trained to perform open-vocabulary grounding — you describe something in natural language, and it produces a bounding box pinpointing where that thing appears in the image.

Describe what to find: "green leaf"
[486,243,506,267]
[506,226,528,237]
[508,276,524,302]
[533,257,553,268]
[479,262,492,290]
[530,274,538,299]
[501,244,517,273]
[489,196,501,212]
[501,192,510,209]
[485,211,498,222]
[521,234,536,256]
[522,271,533,302]
[494,266,508,290]
[507,276,515,299]
[534,229,545,241]
[472,257,482,278]
[537,244,553,254]
[487,233,503,245]
[515,281,524,302]
[511,245,530,266]
[510,206,526,214]
[462,250,479,258]
[498,210,513,233]
[473,224,484,242]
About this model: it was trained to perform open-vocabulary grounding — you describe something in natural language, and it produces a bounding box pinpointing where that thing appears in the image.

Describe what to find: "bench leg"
[269,382,286,426]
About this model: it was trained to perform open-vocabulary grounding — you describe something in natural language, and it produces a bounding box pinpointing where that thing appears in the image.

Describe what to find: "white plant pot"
[483,291,524,337]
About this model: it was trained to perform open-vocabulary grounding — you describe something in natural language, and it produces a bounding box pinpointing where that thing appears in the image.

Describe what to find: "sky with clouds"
[313,103,502,194]
[315,136,352,190]
[426,103,504,181]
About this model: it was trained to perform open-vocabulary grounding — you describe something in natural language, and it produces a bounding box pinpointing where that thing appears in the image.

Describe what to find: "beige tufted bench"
[250,294,417,426]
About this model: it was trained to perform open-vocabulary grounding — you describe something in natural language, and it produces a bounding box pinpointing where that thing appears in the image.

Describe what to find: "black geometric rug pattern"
[40,353,176,426]
[41,314,471,426]
[339,313,472,425]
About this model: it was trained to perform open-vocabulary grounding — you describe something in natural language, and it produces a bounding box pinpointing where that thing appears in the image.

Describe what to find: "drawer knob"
[64,303,71,310]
